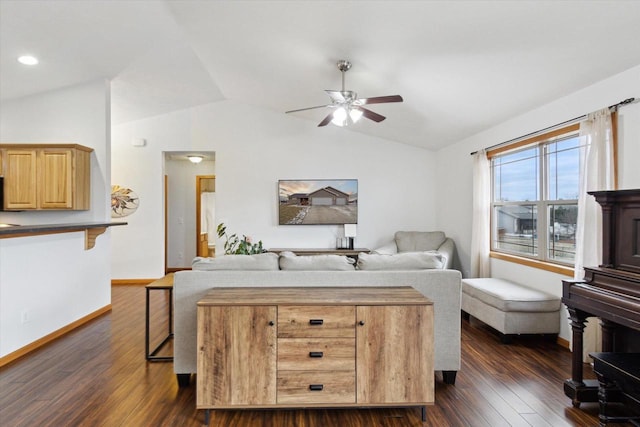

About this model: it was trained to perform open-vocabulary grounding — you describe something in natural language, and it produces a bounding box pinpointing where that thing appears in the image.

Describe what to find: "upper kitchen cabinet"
[0,144,92,211]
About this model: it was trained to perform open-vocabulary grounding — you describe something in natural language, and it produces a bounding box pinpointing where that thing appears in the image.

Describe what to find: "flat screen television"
[278,179,358,225]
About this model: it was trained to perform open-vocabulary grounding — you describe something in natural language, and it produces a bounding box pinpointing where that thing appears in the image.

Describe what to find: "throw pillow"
[192,252,279,270]
[278,251,356,271]
[371,242,398,255]
[356,251,444,270]
[395,231,446,252]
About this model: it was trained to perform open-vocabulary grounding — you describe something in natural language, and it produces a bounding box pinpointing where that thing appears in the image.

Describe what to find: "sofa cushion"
[278,251,355,271]
[192,252,279,271]
[395,231,446,252]
[357,251,444,270]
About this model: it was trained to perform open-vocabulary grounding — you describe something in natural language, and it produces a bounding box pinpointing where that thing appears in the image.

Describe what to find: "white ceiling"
[2,0,639,150]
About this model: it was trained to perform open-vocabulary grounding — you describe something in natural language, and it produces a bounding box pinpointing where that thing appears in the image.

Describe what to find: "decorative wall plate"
[111,185,139,218]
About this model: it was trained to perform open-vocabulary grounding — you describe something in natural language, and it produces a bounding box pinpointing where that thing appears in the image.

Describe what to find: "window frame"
[488,123,581,275]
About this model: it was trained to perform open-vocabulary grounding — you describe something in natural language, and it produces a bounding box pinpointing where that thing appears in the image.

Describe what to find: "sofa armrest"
[371,242,398,255]
[437,238,455,269]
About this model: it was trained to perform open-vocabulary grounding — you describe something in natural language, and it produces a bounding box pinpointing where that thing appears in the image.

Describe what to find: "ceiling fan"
[286,60,403,127]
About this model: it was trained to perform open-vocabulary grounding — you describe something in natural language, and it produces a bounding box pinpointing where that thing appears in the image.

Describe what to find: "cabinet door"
[39,148,73,209]
[197,305,277,407]
[356,305,433,404]
[4,149,37,209]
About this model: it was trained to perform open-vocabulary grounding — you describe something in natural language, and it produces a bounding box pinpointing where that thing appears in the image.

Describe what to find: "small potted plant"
[216,223,266,255]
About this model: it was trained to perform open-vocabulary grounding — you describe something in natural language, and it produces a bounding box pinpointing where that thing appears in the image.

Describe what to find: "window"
[490,126,580,265]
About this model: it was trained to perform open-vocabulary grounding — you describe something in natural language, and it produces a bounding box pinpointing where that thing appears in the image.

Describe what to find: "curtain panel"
[575,107,615,361]
[470,149,491,278]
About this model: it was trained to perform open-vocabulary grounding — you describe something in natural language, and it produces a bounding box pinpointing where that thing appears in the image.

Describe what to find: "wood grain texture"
[197,305,277,408]
[39,148,72,209]
[277,370,356,404]
[198,286,431,307]
[278,306,356,338]
[85,226,106,250]
[4,149,37,209]
[0,144,91,211]
[356,305,434,405]
[198,287,432,413]
[0,285,614,426]
[277,338,355,371]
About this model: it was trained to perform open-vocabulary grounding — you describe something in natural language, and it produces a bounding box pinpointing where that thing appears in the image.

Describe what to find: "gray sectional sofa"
[173,266,462,387]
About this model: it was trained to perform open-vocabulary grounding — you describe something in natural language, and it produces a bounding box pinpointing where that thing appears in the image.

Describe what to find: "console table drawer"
[277,370,356,404]
[278,338,355,371]
[278,305,355,338]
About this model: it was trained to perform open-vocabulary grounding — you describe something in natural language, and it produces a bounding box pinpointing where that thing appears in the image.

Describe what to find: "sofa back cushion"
[192,252,279,270]
[357,251,444,270]
[395,231,446,252]
[278,251,355,271]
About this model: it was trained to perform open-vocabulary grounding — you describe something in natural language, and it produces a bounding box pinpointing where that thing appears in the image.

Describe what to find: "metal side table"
[145,274,174,362]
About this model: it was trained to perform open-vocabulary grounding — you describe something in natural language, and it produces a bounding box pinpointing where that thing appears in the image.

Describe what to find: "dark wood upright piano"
[562,189,640,407]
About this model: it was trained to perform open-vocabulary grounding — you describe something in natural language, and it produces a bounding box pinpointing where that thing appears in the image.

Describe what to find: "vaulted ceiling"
[2,1,639,150]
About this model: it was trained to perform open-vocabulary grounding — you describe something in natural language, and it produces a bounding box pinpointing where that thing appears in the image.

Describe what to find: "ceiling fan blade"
[356,106,386,123]
[357,95,403,105]
[317,112,334,127]
[325,90,346,103]
[286,105,330,114]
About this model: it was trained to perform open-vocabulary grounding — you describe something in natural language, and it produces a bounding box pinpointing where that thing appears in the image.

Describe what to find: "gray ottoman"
[461,278,561,343]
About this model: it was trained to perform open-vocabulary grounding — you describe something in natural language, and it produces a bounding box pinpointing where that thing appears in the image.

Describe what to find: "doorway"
[164,152,215,273]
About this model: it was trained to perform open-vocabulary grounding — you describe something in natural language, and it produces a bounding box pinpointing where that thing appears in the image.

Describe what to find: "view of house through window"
[491,128,580,265]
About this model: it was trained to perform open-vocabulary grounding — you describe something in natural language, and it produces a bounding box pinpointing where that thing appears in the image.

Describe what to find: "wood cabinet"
[197,305,277,406]
[197,287,433,423]
[0,144,92,211]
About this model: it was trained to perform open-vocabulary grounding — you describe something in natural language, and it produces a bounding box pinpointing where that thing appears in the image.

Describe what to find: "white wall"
[111,100,438,279]
[0,80,111,358]
[436,65,640,341]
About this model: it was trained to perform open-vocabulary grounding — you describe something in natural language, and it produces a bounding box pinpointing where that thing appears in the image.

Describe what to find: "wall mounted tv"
[278,179,358,225]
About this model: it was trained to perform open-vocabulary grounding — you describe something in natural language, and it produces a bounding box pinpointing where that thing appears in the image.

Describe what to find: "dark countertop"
[0,221,127,237]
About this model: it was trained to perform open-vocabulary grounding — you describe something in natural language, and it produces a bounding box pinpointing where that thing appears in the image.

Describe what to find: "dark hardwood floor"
[0,285,615,426]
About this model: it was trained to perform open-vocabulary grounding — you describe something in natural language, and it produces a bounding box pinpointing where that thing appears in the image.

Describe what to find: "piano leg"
[564,308,599,407]
[600,319,618,352]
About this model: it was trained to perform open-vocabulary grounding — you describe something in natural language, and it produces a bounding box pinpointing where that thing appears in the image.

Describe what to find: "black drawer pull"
[309,351,324,358]
[309,384,324,391]
[309,319,324,325]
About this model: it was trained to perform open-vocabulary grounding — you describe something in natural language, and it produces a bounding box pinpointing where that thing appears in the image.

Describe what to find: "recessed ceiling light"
[18,55,39,65]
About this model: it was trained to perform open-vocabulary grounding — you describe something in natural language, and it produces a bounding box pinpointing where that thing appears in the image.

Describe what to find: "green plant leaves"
[216,223,266,255]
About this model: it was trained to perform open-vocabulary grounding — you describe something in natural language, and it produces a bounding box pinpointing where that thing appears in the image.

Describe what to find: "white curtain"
[574,107,615,361]
[470,149,491,278]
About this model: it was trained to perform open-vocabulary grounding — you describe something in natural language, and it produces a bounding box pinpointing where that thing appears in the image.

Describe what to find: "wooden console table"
[267,248,370,260]
[196,286,433,425]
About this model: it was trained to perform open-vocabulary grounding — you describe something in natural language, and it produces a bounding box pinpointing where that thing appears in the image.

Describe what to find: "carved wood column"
[567,307,589,385]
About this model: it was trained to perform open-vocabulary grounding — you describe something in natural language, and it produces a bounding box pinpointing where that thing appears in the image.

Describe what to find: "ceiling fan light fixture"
[331,107,348,126]
[349,108,363,123]
[331,106,363,127]
[286,60,403,127]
